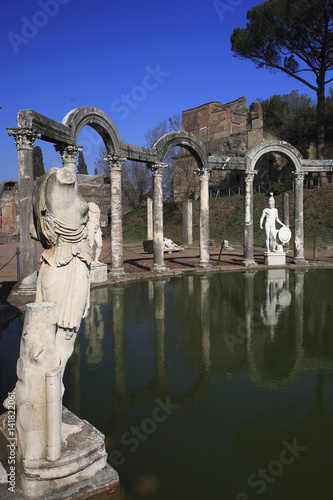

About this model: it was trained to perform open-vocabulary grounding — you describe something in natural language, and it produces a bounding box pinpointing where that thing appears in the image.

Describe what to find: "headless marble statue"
[87,202,103,264]
[31,166,93,392]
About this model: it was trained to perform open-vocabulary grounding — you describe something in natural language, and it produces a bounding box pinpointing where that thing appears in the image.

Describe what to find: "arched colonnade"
[7,107,333,292]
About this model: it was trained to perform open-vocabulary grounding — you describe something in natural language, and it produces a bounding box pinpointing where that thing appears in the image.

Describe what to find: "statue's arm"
[275,210,284,226]
[260,210,266,229]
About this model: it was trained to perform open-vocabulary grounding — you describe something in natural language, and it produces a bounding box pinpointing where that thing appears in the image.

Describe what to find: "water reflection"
[2,269,333,499]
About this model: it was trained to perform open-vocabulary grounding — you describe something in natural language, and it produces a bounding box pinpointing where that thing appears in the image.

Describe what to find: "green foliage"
[267,183,288,196]
[230,0,333,82]
[77,150,88,174]
[231,0,333,159]
[32,146,45,179]
[143,240,154,253]
[260,91,317,156]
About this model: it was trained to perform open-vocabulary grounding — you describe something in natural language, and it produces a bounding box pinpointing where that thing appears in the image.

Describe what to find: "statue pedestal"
[0,408,119,499]
[90,263,108,284]
[264,251,286,266]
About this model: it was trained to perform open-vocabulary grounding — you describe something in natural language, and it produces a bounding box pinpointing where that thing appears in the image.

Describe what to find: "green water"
[1,269,333,499]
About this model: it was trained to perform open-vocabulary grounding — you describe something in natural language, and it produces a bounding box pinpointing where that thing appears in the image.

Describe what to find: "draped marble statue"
[31,166,93,390]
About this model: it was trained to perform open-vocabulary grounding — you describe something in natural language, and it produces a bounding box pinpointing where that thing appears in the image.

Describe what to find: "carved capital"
[104,154,126,172]
[54,143,82,163]
[293,170,308,182]
[195,168,211,182]
[243,170,257,184]
[7,127,41,150]
[149,162,168,177]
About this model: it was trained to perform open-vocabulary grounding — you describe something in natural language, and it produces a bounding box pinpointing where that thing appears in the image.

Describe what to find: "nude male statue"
[260,193,285,252]
[87,202,103,264]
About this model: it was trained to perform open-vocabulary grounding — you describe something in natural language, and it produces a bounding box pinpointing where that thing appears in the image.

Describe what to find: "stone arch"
[62,107,122,154]
[245,140,303,171]
[152,131,208,169]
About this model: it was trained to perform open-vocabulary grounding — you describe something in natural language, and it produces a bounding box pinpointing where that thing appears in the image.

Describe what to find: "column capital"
[293,170,308,182]
[194,167,211,182]
[243,170,257,183]
[149,162,168,177]
[54,143,82,162]
[7,127,41,150]
[104,154,126,172]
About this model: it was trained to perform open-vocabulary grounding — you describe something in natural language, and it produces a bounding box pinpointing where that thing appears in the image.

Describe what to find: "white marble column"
[7,127,41,294]
[292,170,308,264]
[54,143,82,172]
[195,168,211,268]
[182,199,193,246]
[282,192,290,250]
[105,154,126,275]
[147,196,153,240]
[243,170,258,267]
[150,162,168,272]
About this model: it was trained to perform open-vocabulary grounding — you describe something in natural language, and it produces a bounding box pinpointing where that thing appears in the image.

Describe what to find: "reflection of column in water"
[84,288,109,367]
[200,275,211,371]
[67,332,81,416]
[112,286,126,397]
[85,305,105,366]
[244,270,257,351]
[187,275,194,296]
[294,270,306,354]
[148,280,154,303]
[154,279,168,382]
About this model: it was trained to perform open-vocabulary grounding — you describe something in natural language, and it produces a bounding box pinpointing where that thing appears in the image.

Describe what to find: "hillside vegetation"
[123,186,333,249]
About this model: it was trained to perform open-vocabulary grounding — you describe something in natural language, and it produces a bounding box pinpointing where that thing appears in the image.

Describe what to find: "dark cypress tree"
[32,146,45,179]
[77,150,88,174]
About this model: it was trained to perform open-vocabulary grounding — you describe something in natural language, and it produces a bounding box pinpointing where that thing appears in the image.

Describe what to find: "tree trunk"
[317,76,328,185]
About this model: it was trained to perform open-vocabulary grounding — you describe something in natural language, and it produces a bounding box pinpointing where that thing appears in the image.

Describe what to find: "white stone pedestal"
[90,263,108,284]
[0,408,119,499]
[264,252,286,266]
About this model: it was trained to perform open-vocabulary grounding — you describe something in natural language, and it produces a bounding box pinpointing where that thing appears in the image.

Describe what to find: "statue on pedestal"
[1,166,119,498]
[260,193,285,253]
[260,193,291,266]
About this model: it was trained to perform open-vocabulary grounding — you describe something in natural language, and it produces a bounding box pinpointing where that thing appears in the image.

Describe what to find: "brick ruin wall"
[173,97,269,200]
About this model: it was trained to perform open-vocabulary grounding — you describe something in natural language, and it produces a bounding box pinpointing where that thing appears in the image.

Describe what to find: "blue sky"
[0,0,320,182]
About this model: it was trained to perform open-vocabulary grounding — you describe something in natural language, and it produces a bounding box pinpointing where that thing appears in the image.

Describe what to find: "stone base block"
[90,263,108,283]
[0,408,119,499]
[291,257,308,265]
[242,259,258,267]
[264,252,286,266]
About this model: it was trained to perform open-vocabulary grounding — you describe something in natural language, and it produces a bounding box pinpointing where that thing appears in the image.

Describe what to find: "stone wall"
[76,173,111,226]
[173,97,268,200]
[0,180,19,234]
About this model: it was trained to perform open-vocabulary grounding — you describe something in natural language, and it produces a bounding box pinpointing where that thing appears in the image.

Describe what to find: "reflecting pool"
[1,268,333,499]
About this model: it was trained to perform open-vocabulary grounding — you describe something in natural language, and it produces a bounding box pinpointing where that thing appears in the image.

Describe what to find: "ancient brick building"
[173,97,269,200]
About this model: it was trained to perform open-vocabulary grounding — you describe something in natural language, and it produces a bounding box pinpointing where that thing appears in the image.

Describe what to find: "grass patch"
[122,187,333,249]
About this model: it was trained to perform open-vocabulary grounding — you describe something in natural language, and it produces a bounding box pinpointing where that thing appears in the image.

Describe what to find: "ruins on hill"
[173,97,284,201]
